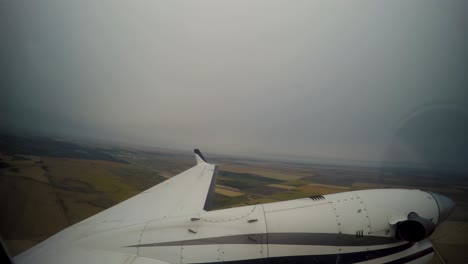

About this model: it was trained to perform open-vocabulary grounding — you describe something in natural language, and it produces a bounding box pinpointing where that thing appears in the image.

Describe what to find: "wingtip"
[194,149,208,164]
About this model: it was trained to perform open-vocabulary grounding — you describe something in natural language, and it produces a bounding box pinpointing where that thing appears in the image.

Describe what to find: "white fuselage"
[74,189,438,264]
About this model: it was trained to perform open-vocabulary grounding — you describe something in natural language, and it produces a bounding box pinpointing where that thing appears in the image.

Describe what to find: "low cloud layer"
[2,1,467,167]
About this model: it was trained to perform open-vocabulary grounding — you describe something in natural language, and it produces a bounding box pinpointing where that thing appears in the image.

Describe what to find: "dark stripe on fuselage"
[268,233,398,247]
[383,247,434,264]
[186,242,414,264]
[131,232,398,248]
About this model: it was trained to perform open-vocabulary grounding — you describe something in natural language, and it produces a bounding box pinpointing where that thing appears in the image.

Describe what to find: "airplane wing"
[14,149,218,264]
[82,149,218,225]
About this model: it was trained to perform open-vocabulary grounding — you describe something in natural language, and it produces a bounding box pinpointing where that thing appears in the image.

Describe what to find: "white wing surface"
[81,149,218,225]
[14,149,218,264]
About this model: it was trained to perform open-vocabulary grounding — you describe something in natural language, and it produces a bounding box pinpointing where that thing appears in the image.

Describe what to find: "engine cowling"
[396,212,436,242]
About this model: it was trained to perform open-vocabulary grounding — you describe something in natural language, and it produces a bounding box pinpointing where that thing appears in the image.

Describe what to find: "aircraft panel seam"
[136,221,151,256]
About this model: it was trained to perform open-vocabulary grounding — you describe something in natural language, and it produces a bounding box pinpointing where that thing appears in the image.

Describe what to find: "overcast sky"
[2,1,467,167]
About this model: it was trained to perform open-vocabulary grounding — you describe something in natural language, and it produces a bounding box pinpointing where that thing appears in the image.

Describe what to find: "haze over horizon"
[2,1,468,169]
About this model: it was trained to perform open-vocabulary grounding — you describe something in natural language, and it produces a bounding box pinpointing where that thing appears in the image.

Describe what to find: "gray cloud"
[2,0,467,166]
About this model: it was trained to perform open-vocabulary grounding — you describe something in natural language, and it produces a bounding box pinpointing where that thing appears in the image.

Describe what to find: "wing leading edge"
[82,149,219,225]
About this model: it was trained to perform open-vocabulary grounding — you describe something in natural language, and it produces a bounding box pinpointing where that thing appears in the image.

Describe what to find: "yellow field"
[216,184,241,192]
[215,187,244,197]
[268,184,296,190]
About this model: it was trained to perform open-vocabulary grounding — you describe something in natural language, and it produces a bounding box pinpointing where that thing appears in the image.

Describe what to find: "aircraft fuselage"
[119,189,448,263]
